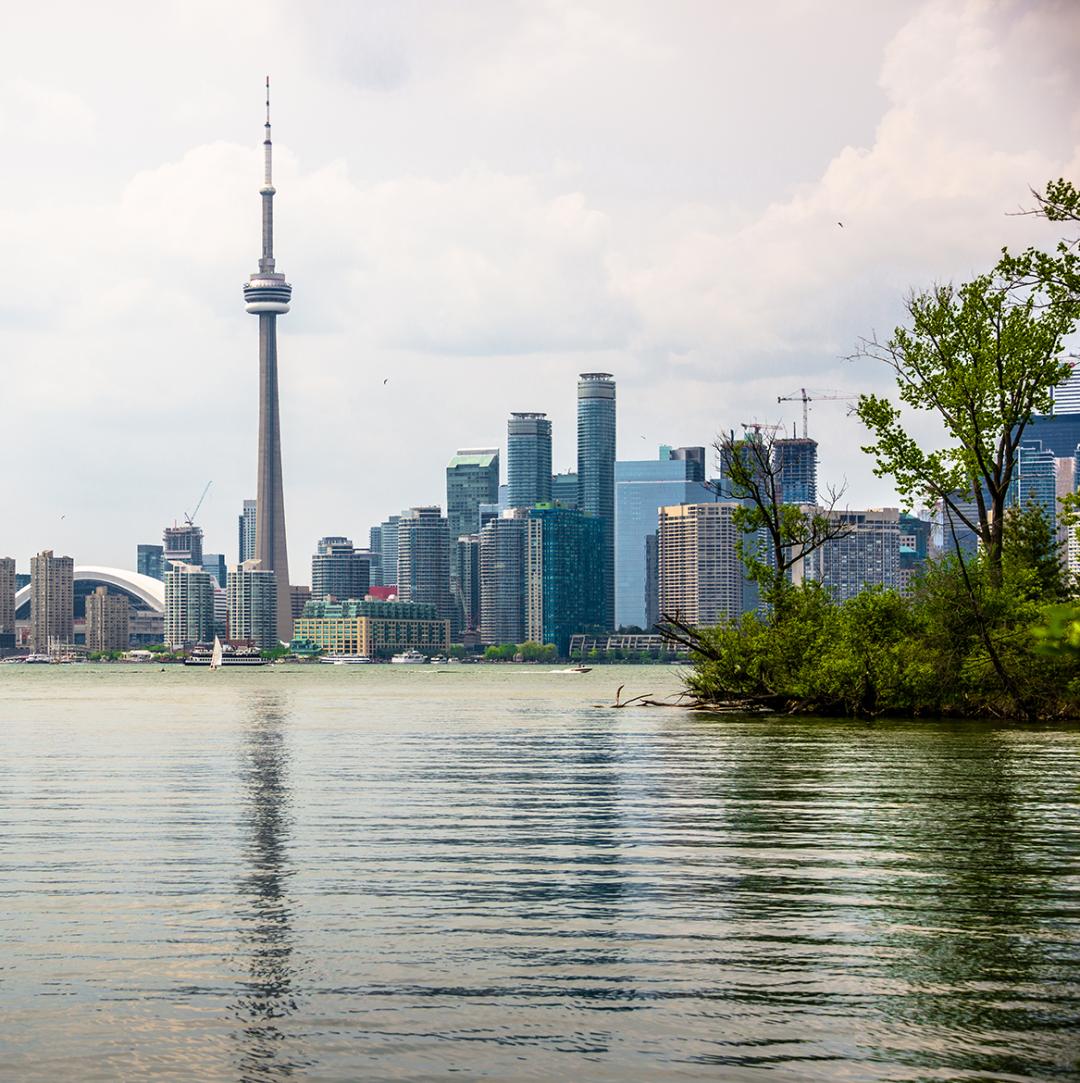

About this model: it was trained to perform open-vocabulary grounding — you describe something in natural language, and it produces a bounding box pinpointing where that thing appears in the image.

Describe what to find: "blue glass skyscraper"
[774,438,818,505]
[507,414,552,509]
[577,373,616,630]
[1008,439,1058,530]
[614,448,709,629]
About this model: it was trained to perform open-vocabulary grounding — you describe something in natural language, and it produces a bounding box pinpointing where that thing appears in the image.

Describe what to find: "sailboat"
[209,636,223,670]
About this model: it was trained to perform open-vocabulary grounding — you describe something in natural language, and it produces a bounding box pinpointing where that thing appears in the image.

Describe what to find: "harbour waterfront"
[1,665,1078,1081]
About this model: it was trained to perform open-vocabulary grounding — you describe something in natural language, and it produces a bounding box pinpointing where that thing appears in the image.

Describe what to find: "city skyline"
[2,3,1078,570]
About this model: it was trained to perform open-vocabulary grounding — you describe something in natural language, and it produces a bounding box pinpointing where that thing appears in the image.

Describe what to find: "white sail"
[210,636,223,670]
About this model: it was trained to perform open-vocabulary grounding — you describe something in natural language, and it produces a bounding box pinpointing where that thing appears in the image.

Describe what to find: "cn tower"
[243,78,293,641]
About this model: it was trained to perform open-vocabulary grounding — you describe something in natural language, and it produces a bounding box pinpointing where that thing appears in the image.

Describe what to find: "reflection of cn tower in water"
[233,692,303,1076]
[244,77,293,642]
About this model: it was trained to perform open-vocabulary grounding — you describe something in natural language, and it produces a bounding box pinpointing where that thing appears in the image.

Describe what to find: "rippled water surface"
[1,664,1079,1081]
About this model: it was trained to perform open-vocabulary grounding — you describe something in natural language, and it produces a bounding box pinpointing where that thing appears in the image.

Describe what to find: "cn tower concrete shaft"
[243,78,293,642]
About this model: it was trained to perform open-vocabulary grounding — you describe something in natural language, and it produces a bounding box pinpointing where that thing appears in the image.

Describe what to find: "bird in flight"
[837,221,844,228]
[383,378,389,385]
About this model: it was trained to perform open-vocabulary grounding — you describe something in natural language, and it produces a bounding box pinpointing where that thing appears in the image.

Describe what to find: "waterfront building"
[578,373,616,630]
[226,562,278,649]
[1008,440,1058,531]
[774,437,818,505]
[552,470,578,509]
[163,524,204,567]
[379,515,400,589]
[479,512,527,645]
[295,599,450,658]
[311,537,370,602]
[85,587,130,652]
[454,534,481,634]
[447,449,500,540]
[657,504,742,628]
[163,564,214,648]
[398,507,454,627]
[507,414,552,509]
[0,557,15,648]
[813,509,901,601]
[238,498,257,563]
[569,632,688,660]
[899,513,931,596]
[202,553,227,588]
[29,550,74,652]
[614,448,710,630]
[368,525,383,586]
[525,505,604,656]
[136,544,165,581]
[244,80,294,642]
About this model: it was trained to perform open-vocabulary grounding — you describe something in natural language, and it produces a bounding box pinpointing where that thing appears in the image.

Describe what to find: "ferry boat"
[184,643,268,667]
[23,654,52,665]
[390,649,429,665]
[319,655,374,665]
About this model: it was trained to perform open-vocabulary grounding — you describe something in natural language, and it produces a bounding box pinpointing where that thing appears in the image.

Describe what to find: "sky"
[2,0,1079,580]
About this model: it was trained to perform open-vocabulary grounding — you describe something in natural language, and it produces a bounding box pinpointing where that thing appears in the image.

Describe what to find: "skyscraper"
[137,544,165,581]
[577,373,616,629]
[551,470,578,509]
[202,554,228,589]
[1008,439,1058,530]
[85,587,130,653]
[379,515,400,589]
[311,537,370,602]
[398,507,453,626]
[454,534,481,634]
[244,79,293,642]
[30,550,74,652]
[810,509,901,601]
[507,413,552,509]
[368,525,383,586]
[657,504,743,628]
[614,447,709,629]
[163,564,215,649]
[446,449,500,540]
[525,505,604,656]
[238,498,257,563]
[0,557,16,646]
[227,562,278,649]
[163,525,204,567]
[479,512,527,646]
[774,437,818,505]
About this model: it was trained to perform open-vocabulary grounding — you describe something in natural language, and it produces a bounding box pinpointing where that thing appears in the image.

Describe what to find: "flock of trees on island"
[662,178,1080,721]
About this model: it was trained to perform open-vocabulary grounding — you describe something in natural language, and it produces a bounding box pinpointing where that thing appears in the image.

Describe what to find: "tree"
[709,427,851,605]
[855,257,1078,588]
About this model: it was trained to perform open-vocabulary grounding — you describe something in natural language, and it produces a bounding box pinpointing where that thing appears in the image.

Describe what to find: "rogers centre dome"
[14,566,165,616]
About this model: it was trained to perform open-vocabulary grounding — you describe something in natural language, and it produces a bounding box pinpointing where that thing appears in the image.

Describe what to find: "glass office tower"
[577,373,616,630]
[446,449,500,540]
[614,448,709,629]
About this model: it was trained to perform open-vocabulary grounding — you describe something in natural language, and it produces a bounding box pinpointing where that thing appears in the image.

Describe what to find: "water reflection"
[231,690,306,1081]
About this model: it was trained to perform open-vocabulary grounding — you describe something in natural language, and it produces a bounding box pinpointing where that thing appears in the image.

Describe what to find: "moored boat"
[390,649,429,665]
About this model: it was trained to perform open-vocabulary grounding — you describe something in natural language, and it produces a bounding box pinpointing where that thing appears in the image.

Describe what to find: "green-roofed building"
[446,448,500,541]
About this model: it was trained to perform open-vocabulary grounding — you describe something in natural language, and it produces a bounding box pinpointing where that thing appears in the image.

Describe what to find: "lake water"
[1,664,1078,1081]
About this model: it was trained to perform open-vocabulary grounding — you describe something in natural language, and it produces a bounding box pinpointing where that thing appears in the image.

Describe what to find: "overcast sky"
[2,0,1078,578]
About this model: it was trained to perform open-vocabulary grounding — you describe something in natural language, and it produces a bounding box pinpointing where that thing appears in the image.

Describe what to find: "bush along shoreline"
[661,178,1080,722]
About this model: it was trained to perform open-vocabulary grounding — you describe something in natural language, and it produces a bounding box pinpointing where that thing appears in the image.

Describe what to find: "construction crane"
[740,422,784,438]
[184,481,212,527]
[777,388,857,439]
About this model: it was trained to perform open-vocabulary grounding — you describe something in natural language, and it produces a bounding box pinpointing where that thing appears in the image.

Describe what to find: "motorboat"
[391,649,429,665]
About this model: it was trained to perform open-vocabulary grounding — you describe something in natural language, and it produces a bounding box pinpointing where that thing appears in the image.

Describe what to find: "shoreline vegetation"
[660,178,1080,723]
